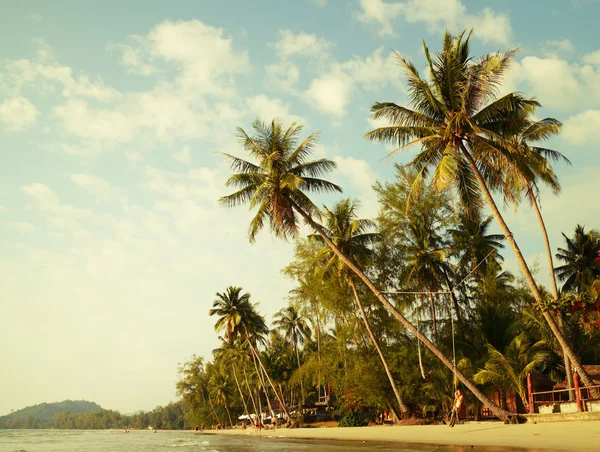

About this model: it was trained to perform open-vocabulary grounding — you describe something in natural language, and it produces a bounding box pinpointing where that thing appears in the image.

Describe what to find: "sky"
[1,0,599,416]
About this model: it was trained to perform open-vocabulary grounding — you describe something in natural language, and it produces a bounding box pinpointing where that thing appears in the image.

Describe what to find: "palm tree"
[273,304,311,404]
[400,215,452,343]
[365,30,595,390]
[503,116,576,398]
[450,212,505,282]
[208,286,294,424]
[219,119,513,421]
[474,332,551,411]
[555,225,600,293]
[208,366,234,427]
[310,198,411,418]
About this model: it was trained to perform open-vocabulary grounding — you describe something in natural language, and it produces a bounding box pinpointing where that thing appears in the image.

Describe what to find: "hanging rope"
[416,294,426,379]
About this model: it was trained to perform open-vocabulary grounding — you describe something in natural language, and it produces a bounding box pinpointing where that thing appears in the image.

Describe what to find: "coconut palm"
[474,332,551,411]
[310,198,411,418]
[450,212,505,282]
[555,225,600,293]
[208,286,293,424]
[365,30,594,390]
[220,120,513,421]
[208,366,234,427]
[273,304,311,403]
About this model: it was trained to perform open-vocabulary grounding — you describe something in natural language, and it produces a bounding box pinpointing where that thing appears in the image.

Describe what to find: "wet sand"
[206,420,600,451]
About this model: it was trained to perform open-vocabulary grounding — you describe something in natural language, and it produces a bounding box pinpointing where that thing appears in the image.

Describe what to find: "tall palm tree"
[219,120,513,421]
[555,225,600,293]
[208,286,293,424]
[503,116,576,398]
[365,30,595,390]
[311,198,411,418]
[273,304,311,403]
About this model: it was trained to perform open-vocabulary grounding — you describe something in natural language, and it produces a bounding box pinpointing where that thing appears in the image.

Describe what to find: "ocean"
[0,429,533,452]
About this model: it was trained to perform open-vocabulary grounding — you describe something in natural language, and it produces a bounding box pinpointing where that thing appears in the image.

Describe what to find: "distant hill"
[1,400,103,422]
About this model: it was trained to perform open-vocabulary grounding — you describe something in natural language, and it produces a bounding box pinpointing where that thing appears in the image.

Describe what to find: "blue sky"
[1,0,599,416]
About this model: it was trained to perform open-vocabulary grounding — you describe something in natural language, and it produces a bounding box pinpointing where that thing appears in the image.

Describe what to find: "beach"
[206,420,600,451]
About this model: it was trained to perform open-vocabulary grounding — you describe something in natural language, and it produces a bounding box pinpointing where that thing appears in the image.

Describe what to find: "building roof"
[554,365,600,389]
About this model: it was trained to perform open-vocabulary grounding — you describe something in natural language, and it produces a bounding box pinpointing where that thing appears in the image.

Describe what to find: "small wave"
[168,440,211,448]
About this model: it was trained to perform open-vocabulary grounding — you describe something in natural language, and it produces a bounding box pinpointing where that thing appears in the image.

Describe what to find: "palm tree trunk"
[233,367,251,426]
[291,202,515,422]
[225,405,233,428]
[428,287,438,344]
[249,346,275,419]
[349,277,411,417]
[294,342,305,405]
[243,366,259,425]
[246,339,295,425]
[459,142,597,393]
[442,271,463,324]
[199,389,221,426]
[528,188,575,401]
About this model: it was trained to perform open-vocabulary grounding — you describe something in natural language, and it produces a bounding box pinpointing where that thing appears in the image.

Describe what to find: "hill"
[1,400,103,422]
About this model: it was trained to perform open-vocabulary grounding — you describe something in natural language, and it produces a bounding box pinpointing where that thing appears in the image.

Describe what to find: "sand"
[204,420,600,451]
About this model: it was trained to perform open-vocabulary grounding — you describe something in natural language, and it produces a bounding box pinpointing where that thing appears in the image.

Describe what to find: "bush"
[338,411,367,427]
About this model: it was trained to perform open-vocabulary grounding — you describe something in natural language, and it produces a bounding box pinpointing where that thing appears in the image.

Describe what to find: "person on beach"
[448,389,464,427]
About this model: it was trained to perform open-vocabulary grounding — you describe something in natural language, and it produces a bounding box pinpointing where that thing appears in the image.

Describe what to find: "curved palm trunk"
[243,366,259,425]
[529,189,576,399]
[246,339,295,425]
[349,278,411,417]
[528,188,575,400]
[233,367,252,426]
[459,142,597,393]
[204,393,222,426]
[249,348,275,419]
[294,341,306,405]
[292,202,514,422]
[225,404,233,428]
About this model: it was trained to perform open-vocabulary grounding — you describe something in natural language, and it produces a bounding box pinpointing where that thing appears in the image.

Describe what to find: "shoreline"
[200,420,600,451]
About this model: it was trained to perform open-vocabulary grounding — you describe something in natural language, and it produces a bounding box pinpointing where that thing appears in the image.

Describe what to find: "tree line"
[176,30,600,427]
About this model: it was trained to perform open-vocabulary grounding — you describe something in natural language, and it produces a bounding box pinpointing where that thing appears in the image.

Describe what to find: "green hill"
[1,400,103,422]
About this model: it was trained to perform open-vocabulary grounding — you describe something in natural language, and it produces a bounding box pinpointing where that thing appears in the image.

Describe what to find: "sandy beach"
[205,421,600,451]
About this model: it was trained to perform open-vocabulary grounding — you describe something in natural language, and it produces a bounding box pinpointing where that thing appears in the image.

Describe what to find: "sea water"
[0,429,537,452]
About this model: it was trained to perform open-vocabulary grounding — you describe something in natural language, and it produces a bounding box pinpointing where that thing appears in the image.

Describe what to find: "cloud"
[0,97,38,131]
[507,52,600,111]
[246,94,306,125]
[341,47,401,91]
[110,20,249,96]
[354,0,512,44]
[71,174,117,202]
[173,145,192,165]
[21,183,93,236]
[304,69,354,116]
[11,222,40,232]
[562,110,600,146]
[264,62,300,92]
[273,30,333,60]
[0,41,120,102]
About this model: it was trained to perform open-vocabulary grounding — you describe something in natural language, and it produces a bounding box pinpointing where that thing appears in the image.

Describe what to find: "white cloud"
[542,39,575,56]
[507,53,600,111]
[1,42,120,102]
[21,183,93,236]
[111,20,249,96]
[0,97,38,131]
[173,145,192,165]
[264,62,300,92]
[341,47,401,91]
[354,0,512,44]
[304,69,354,116]
[11,222,40,232]
[273,30,333,60]
[332,155,380,218]
[246,94,306,125]
[583,49,600,66]
[562,110,600,146]
[71,174,117,202]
